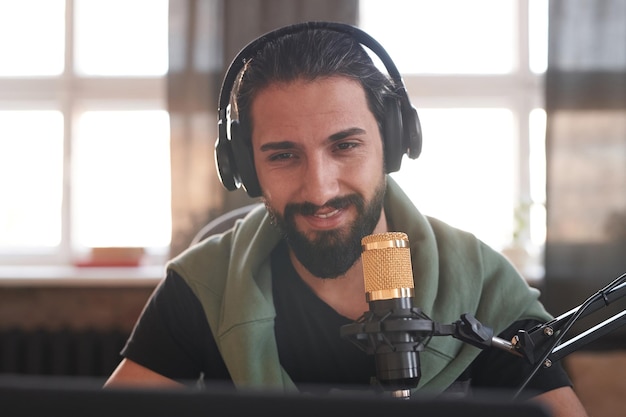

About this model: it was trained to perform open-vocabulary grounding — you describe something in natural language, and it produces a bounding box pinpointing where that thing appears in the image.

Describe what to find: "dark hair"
[232,28,399,143]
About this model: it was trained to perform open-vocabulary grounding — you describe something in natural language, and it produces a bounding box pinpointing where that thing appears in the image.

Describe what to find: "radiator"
[0,328,128,377]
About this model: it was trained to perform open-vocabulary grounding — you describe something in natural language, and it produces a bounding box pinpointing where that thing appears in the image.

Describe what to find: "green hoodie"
[168,176,551,394]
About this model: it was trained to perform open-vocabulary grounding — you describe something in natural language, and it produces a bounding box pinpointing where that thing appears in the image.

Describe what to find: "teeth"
[315,209,339,219]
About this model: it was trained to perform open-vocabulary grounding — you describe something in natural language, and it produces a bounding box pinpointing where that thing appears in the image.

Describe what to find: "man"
[105,22,588,417]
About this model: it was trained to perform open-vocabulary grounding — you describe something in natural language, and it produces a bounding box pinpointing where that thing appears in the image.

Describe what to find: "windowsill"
[0,265,164,287]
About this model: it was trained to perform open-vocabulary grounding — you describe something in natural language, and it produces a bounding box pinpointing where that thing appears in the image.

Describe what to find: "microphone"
[342,232,434,399]
[341,232,522,399]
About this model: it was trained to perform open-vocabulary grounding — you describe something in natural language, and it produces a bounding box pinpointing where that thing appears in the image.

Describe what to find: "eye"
[268,152,295,162]
[335,141,359,151]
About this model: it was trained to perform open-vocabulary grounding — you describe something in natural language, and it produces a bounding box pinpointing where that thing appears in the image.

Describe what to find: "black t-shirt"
[122,241,571,397]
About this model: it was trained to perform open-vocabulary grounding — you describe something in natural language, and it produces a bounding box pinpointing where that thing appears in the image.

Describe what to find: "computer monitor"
[0,375,552,417]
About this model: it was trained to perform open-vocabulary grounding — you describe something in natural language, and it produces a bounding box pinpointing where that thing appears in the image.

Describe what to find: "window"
[0,0,170,267]
[359,0,548,278]
[1,0,548,277]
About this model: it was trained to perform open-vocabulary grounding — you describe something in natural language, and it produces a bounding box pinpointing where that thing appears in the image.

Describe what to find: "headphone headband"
[218,22,405,116]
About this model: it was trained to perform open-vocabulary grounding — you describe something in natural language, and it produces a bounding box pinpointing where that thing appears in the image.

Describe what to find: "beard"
[265,176,387,279]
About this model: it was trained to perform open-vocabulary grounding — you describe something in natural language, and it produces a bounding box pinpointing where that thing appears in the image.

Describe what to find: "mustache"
[284,194,364,217]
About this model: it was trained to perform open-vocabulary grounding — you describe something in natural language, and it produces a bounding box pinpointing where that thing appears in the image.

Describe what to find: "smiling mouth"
[314,209,340,219]
[287,194,360,228]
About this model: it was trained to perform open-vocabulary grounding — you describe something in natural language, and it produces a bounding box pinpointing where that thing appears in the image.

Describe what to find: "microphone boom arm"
[512,278,626,366]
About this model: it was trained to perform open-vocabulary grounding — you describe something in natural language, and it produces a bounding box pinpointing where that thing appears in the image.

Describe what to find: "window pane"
[529,109,547,203]
[359,0,516,74]
[529,108,547,246]
[391,108,515,250]
[0,111,64,247]
[74,0,168,76]
[0,1,65,76]
[72,110,171,248]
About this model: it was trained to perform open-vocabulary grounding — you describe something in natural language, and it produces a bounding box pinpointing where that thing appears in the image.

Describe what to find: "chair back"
[190,203,262,246]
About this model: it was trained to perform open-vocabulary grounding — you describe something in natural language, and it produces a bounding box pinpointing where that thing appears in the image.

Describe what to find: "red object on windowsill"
[73,247,145,268]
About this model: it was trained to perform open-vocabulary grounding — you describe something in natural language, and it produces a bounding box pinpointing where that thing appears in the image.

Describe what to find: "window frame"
[0,0,168,268]
[363,0,547,277]
[0,0,546,278]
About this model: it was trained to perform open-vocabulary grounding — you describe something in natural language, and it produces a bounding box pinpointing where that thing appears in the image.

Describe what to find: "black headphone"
[214,21,422,198]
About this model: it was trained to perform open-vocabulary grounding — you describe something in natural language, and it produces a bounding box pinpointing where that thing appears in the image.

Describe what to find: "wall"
[0,284,155,333]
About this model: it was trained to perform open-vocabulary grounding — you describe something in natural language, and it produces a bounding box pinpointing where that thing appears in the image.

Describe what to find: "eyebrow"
[259,141,297,152]
[328,127,367,142]
[258,127,367,152]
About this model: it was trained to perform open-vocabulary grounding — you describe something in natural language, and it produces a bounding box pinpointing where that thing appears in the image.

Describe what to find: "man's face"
[251,76,387,278]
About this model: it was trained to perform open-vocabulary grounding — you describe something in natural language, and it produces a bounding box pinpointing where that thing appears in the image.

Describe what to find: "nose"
[300,154,340,206]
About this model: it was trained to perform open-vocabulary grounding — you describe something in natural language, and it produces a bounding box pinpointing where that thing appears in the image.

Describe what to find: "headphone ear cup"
[403,105,423,159]
[383,97,404,173]
[229,120,262,197]
[214,129,239,191]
